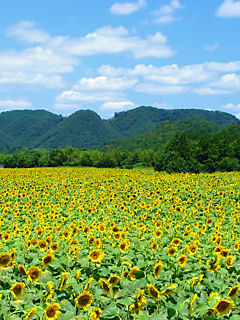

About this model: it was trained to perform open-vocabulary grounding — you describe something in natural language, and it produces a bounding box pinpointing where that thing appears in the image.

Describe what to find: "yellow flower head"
[108,275,121,288]
[228,284,240,299]
[44,302,61,320]
[177,254,188,267]
[11,282,25,298]
[42,253,54,266]
[28,266,42,283]
[153,260,163,278]
[129,267,140,280]
[99,278,111,294]
[89,249,104,263]
[24,307,37,320]
[59,273,68,290]
[0,253,12,268]
[147,284,161,301]
[75,291,93,310]
[213,299,234,316]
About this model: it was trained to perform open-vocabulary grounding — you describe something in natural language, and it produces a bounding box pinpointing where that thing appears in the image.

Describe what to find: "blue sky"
[0,0,240,119]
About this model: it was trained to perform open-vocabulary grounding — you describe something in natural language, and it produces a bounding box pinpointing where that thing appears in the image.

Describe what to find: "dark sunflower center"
[14,285,22,295]
[47,307,56,317]
[217,301,229,312]
[78,295,90,306]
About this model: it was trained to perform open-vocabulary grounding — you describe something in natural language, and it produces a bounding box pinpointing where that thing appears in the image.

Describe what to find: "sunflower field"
[0,167,240,320]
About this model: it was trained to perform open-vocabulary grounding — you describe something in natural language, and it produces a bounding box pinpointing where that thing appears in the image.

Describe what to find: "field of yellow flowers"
[0,167,240,320]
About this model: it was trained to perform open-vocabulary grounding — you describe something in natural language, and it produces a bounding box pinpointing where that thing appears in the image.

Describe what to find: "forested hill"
[105,118,224,151]
[0,106,239,151]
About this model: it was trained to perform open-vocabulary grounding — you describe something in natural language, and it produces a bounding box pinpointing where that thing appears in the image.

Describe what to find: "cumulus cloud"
[100,101,135,111]
[220,103,240,118]
[0,47,77,74]
[6,21,50,43]
[56,90,125,103]
[194,87,231,96]
[152,0,183,24]
[47,26,174,59]
[0,99,33,111]
[73,76,138,91]
[110,0,146,15]
[216,0,240,17]
[135,83,187,94]
[0,72,64,88]
[214,73,240,90]
[98,61,240,96]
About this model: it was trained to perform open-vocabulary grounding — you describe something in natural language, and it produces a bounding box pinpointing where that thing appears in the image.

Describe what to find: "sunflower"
[108,275,121,288]
[38,239,48,251]
[0,252,12,268]
[161,284,177,295]
[28,266,42,282]
[213,299,234,316]
[44,302,61,319]
[226,256,233,269]
[84,277,94,291]
[172,238,181,246]
[46,281,54,302]
[228,284,240,299]
[129,267,140,280]
[189,293,198,312]
[153,260,163,278]
[75,292,93,310]
[99,278,111,294]
[151,240,158,251]
[59,273,68,290]
[177,254,188,267]
[24,307,37,320]
[42,253,55,266]
[90,307,102,320]
[147,284,161,301]
[11,282,25,298]
[89,249,104,263]
[18,264,27,276]
[130,289,146,312]
[167,246,177,256]
[50,242,59,252]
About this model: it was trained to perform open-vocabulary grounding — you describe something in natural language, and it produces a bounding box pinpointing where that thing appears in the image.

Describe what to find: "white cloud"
[220,103,240,118]
[110,0,146,15]
[194,87,231,96]
[206,61,240,72]
[100,101,135,111]
[100,101,136,118]
[221,102,240,110]
[73,76,138,91]
[0,72,64,88]
[135,83,187,94]
[56,90,125,103]
[204,43,219,52]
[152,0,183,24]
[99,63,214,85]
[216,0,240,17]
[0,99,33,111]
[213,73,240,90]
[0,47,77,74]
[6,21,50,43]
[47,26,174,59]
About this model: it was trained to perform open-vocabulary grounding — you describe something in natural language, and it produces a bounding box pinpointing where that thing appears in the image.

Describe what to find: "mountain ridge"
[0,106,239,151]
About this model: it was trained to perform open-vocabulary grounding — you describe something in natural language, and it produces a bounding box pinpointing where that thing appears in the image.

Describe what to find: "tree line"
[0,128,240,173]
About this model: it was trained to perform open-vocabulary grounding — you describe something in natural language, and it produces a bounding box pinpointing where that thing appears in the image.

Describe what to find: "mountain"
[105,118,224,151]
[108,106,238,137]
[36,110,121,149]
[0,106,239,151]
[0,109,62,150]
